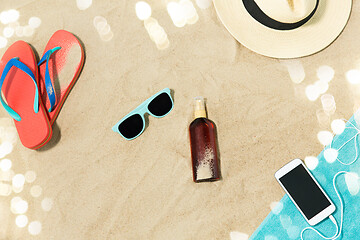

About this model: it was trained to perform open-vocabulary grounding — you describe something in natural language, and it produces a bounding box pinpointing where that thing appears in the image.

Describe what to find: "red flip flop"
[0,41,52,149]
[38,30,85,125]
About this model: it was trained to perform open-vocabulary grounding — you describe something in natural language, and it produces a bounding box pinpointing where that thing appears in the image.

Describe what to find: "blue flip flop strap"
[38,46,61,112]
[0,57,39,121]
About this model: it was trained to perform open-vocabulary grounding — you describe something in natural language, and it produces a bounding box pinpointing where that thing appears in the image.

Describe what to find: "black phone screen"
[279,164,331,219]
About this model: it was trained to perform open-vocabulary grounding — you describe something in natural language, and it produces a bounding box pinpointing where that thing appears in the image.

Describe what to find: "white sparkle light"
[346,69,360,85]
[0,158,12,171]
[12,185,23,194]
[25,171,36,183]
[167,2,186,28]
[23,26,34,37]
[305,85,320,101]
[331,119,346,135]
[0,170,14,182]
[324,148,338,163]
[28,221,42,235]
[304,156,319,170]
[280,60,305,84]
[11,198,28,214]
[76,0,93,10]
[345,172,360,196]
[28,17,41,28]
[196,0,212,9]
[270,201,283,215]
[135,1,152,20]
[93,16,107,29]
[0,10,19,25]
[15,26,24,37]
[30,185,42,198]
[180,0,199,25]
[41,198,53,212]
[7,9,19,23]
[321,94,336,115]
[317,65,334,83]
[317,131,333,146]
[0,183,11,196]
[16,215,28,228]
[230,231,249,240]
[314,80,329,95]
[3,27,14,38]
[12,174,25,188]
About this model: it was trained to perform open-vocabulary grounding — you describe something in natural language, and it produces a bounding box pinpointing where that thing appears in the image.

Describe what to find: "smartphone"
[274,159,335,226]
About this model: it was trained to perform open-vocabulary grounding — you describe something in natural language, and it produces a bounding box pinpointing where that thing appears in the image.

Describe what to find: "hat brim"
[213,0,352,58]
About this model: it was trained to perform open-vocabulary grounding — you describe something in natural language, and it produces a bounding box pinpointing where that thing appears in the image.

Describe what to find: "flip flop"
[0,41,52,149]
[38,30,85,125]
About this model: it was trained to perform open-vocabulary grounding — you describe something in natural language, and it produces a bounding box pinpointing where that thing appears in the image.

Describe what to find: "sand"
[0,0,359,239]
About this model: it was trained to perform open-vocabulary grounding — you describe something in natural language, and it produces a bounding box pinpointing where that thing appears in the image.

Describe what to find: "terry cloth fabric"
[250,115,360,240]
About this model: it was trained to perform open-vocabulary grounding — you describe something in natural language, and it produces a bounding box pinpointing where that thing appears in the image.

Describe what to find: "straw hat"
[213,0,352,58]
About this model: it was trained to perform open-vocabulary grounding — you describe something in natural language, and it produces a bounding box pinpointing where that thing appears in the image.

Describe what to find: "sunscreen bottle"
[189,97,220,182]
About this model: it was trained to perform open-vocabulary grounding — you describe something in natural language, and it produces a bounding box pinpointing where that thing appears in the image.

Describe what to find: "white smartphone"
[274,159,335,226]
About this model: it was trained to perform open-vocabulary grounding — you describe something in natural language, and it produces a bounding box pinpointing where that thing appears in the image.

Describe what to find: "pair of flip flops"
[0,30,84,149]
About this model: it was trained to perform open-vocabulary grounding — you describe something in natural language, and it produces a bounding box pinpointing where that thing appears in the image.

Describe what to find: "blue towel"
[250,116,360,240]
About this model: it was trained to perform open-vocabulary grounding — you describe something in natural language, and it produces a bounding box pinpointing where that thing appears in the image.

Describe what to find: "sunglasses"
[112,88,174,140]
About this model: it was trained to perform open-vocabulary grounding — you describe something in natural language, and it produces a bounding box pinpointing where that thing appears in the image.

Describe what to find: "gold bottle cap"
[194,96,207,119]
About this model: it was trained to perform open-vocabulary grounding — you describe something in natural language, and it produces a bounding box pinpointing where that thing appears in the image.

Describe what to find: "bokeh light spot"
[317,65,334,83]
[7,9,20,23]
[230,231,249,240]
[0,170,14,182]
[28,221,42,235]
[3,27,14,38]
[23,26,34,37]
[12,174,25,188]
[25,171,36,183]
[76,0,93,10]
[41,197,53,212]
[167,2,186,28]
[12,185,23,194]
[345,172,360,196]
[280,214,292,229]
[16,215,28,228]
[0,183,11,196]
[346,69,360,85]
[314,80,329,95]
[270,201,283,215]
[196,0,212,9]
[15,26,24,37]
[0,10,19,24]
[321,94,336,115]
[30,185,42,198]
[28,17,41,28]
[135,1,152,20]
[317,131,333,146]
[304,156,318,170]
[181,0,199,25]
[287,226,300,239]
[305,85,319,101]
[11,197,28,214]
[331,119,345,135]
[280,60,305,84]
[324,148,338,163]
[316,109,330,128]
[0,158,12,171]
[93,16,107,29]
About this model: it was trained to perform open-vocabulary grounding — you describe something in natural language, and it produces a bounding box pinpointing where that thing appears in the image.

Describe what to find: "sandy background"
[0,0,360,239]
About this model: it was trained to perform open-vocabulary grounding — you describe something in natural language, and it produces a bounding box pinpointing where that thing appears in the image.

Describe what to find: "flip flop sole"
[39,30,85,125]
[0,41,52,149]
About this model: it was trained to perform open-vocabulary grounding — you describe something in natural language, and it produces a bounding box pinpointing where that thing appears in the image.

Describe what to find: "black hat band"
[242,0,320,30]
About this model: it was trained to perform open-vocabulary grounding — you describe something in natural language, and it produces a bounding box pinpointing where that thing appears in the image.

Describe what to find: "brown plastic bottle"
[189,97,220,183]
